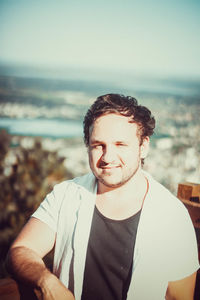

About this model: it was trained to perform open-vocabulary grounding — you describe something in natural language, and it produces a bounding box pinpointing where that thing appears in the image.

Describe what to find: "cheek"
[89,150,102,165]
[120,148,140,163]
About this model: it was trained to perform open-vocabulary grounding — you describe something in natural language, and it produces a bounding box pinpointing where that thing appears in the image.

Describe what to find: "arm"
[165,272,197,300]
[6,217,75,300]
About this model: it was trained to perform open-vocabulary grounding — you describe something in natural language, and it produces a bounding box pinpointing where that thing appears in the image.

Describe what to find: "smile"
[100,165,120,170]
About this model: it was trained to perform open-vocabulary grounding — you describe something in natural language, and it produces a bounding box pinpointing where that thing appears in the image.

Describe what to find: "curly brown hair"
[83,93,155,147]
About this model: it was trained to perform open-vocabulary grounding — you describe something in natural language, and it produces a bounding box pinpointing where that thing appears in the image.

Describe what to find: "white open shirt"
[32,172,199,300]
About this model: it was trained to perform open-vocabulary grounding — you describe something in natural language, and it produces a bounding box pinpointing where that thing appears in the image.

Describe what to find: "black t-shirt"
[81,206,141,300]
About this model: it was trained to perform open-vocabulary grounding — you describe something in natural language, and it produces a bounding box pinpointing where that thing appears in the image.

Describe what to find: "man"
[7,94,199,299]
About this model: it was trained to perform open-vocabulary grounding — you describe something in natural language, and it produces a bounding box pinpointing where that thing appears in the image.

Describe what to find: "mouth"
[100,165,120,170]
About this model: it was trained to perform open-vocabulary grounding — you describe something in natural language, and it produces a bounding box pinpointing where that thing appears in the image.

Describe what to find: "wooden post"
[0,278,38,300]
[177,182,200,202]
[177,182,200,228]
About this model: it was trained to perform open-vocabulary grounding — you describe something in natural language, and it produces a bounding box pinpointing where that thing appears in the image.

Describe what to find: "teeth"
[102,166,119,169]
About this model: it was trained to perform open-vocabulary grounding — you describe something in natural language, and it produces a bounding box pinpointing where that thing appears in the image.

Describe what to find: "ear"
[140,136,150,159]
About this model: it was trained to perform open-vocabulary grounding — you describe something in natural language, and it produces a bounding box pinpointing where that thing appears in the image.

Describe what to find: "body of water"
[0,117,83,138]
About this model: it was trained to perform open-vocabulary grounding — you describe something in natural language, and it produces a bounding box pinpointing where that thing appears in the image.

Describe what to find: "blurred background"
[0,0,200,278]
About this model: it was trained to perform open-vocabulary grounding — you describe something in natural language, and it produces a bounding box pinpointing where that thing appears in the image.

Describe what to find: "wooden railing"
[0,278,38,300]
[0,274,200,300]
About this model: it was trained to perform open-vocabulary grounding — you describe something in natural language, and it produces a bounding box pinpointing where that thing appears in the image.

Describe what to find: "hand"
[35,272,75,300]
[34,287,75,300]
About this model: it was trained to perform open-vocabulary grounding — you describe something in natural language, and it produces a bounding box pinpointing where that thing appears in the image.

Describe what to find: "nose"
[101,145,115,164]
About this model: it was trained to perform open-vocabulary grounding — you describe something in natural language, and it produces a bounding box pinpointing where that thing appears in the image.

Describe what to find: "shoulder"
[32,173,96,228]
[144,170,185,211]
[47,172,96,210]
[53,172,96,196]
[142,171,193,233]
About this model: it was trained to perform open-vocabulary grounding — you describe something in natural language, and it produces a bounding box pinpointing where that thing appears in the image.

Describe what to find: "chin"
[98,176,125,188]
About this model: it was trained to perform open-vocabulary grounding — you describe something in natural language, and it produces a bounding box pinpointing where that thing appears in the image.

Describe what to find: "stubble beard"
[96,159,141,189]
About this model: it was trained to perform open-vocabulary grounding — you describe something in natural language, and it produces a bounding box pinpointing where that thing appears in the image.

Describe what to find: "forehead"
[89,113,139,141]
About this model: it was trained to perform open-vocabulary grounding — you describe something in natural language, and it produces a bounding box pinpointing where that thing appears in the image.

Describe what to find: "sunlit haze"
[0,0,200,78]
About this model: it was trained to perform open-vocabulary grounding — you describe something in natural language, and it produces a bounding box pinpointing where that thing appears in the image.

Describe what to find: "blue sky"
[0,0,200,77]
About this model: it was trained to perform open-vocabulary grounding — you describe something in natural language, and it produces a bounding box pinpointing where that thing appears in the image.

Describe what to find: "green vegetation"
[0,130,73,278]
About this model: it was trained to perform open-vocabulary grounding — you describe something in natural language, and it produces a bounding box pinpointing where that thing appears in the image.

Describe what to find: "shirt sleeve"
[31,181,68,232]
[166,200,200,281]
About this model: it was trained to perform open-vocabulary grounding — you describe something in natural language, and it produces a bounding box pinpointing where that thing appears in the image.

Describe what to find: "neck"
[96,169,148,220]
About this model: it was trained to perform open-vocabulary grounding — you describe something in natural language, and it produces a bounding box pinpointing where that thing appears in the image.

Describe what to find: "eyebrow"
[89,139,129,145]
[89,139,104,145]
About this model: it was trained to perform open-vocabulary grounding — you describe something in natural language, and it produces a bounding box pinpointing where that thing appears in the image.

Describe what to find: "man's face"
[88,113,149,190]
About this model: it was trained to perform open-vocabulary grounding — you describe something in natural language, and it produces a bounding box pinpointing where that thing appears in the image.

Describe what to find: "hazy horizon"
[0,61,200,98]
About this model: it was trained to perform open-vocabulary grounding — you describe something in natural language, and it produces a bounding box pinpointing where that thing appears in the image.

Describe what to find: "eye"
[90,144,103,150]
[116,142,127,147]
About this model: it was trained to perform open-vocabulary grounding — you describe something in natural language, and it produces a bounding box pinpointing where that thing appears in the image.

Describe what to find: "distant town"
[0,74,200,195]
